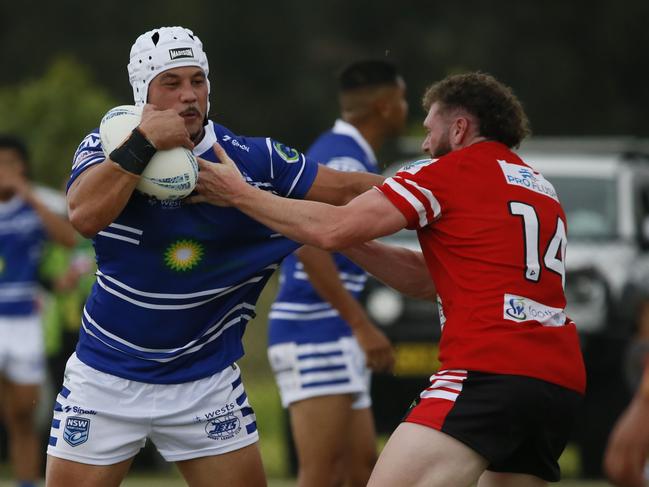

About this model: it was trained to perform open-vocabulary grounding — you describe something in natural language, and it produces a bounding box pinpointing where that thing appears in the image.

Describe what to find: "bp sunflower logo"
[164,239,204,272]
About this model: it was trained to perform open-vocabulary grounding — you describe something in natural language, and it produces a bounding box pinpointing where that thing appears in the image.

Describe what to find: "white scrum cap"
[127,26,210,108]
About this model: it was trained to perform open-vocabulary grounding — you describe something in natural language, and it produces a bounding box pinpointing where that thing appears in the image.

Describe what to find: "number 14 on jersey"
[509,201,567,288]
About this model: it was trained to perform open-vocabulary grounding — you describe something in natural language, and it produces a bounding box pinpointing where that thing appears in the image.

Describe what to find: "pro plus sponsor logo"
[63,416,90,447]
[63,405,97,415]
[205,413,241,440]
[503,293,566,327]
[498,160,558,201]
[169,47,194,60]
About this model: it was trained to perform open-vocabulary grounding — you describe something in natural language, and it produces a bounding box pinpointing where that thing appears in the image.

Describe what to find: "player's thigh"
[45,454,134,487]
[4,381,39,420]
[289,393,354,462]
[175,443,266,487]
[344,406,377,486]
[345,406,377,464]
[477,471,547,487]
[368,422,488,487]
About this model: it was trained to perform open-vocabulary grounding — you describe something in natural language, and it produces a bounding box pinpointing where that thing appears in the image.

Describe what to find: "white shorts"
[268,336,371,409]
[47,354,259,465]
[0,314,45,384]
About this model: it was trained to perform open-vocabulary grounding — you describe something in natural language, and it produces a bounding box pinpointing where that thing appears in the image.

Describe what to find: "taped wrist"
[109,128,157,175]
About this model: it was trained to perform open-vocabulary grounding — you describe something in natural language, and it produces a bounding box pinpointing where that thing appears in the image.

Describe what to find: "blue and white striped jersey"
[69,120,318,384]
[0,196,46,316]
[268,120,378,345]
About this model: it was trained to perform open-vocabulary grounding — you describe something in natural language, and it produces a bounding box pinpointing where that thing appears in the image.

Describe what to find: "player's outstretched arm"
[23,188,76,248]
[304,164,385,205]
[343,242,436,301]
[0,170,76,248]
[604,362,649,487]
[296,245,395,372]
[190,143,407,250]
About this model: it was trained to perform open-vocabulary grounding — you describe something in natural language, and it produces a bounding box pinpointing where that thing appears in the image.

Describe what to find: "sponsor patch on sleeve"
[272,141,301,163]
[398,158,436,175]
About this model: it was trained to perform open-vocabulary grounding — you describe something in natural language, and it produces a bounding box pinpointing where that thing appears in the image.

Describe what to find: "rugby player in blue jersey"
[1,135,76,487]
[45,26,384,487]
[267,60,406,487]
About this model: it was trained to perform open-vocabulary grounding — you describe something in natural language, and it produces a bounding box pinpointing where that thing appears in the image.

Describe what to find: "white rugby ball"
[99,105,199,201]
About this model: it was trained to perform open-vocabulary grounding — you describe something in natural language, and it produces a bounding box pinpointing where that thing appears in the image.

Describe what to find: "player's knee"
[346,467,373,487]
[346,455,376,487]
[299,452,346,486]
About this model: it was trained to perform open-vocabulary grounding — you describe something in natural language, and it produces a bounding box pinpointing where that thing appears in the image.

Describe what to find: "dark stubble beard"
[191,126,205,144]
[432,128,453,158]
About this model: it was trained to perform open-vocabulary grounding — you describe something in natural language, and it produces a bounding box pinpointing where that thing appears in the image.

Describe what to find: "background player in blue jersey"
[44,26,385,487]
[0,135,76,487]
[267,60,407,487]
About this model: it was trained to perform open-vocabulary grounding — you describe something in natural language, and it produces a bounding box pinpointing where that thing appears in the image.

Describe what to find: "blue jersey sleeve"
[67,129,105,192]
[202,124,319,200]
[246,137,318,199]
[306,131,377,174]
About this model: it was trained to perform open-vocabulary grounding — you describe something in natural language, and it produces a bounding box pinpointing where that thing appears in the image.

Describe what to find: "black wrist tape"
[109,128,157,175]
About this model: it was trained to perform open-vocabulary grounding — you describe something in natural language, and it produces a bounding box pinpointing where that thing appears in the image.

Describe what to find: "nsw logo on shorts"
[63,416,90,447]
[205,413,241,440]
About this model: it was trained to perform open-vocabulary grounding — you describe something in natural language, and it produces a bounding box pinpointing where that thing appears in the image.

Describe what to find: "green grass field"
[114,475,614,487]
[0,473,617,487]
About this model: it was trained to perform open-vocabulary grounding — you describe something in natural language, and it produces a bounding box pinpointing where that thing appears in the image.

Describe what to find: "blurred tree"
[0,56,115,188]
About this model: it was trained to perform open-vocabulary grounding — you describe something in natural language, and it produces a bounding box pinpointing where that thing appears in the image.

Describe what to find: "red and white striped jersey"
[377,141,586,394]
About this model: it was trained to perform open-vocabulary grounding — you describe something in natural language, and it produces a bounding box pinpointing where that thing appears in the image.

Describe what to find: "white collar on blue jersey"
[192,121,218,156]
[332,119,377,167]
[0,195,23,215]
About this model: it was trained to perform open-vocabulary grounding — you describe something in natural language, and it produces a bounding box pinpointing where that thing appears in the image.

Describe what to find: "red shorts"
[404,370,582,482]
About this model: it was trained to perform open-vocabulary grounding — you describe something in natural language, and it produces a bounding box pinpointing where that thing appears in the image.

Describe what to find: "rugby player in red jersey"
[191,72,586,487]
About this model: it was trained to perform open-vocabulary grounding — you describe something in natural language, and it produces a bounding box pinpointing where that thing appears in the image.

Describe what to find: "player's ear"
[451,116,470,145]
